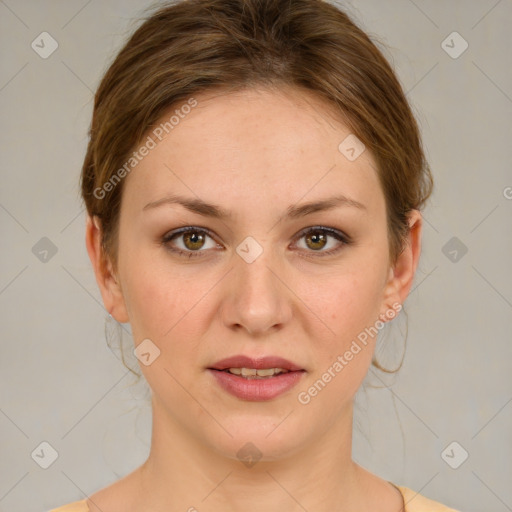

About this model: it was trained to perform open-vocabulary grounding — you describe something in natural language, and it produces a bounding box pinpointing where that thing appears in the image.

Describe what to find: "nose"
[220,246,293,337]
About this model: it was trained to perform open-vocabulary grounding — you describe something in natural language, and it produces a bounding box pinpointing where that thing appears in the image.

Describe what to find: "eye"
[293,226,350,256]
[162,227,219,257]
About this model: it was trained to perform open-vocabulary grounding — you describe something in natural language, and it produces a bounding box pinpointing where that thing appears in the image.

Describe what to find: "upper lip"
[209,355,304,372]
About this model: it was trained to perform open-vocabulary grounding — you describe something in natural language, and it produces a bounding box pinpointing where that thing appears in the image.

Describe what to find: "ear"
[85,215,129,323]
[379,210,422,318]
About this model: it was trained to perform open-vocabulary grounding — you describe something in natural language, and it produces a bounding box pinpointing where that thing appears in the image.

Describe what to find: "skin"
[85,85,422,512]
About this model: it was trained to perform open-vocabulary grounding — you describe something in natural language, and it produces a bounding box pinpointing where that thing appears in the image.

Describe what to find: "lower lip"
[208,369,305,401]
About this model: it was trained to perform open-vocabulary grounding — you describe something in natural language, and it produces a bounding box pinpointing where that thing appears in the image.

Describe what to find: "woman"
[52,0,459,510]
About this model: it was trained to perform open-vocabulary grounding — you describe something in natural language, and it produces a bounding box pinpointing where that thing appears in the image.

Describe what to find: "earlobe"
[380,210,423,318]
[85,215,129,323]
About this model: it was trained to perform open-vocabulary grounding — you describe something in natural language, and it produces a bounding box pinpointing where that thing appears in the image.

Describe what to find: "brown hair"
[81,0,432,373]
[81,0,432,268]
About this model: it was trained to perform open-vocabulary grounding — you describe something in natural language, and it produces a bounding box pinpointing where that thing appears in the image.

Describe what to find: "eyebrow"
[142,193,366,219]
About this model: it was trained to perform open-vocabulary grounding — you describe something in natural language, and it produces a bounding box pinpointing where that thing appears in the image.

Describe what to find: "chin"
[202,413,311,463]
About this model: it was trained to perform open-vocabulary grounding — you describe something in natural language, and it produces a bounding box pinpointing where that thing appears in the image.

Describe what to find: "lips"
[208,354,306,401]
[209,355,304,372]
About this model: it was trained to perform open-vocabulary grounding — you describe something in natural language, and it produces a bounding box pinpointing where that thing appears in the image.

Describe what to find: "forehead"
[121,86,384,217]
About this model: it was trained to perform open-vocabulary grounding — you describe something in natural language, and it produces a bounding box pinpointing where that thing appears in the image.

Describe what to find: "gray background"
[1,1,511,511]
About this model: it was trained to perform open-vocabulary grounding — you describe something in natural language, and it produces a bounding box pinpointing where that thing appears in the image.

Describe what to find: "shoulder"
[396,485,460,512]
[48,500,89,512]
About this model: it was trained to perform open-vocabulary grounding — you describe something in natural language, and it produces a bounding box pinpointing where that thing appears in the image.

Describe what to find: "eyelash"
[161,226,351,259]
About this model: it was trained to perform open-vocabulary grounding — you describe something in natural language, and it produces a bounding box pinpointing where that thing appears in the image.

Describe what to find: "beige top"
[49,485,460,511]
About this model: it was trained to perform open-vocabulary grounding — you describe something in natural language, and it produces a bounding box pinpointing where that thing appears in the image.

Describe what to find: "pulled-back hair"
[81,0,432,277]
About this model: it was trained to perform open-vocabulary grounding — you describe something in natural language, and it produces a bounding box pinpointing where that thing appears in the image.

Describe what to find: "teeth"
[227,367,289,378]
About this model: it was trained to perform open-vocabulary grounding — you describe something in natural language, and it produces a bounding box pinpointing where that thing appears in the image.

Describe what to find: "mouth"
[208,355,305,401]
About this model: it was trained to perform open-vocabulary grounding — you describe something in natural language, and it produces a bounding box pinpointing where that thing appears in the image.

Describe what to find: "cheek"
[121,253,215,363]
[305,268,386,346]
[295,272,384,416]
[119,245,177,335]
[122,266,206,394]
[126,273,195,340]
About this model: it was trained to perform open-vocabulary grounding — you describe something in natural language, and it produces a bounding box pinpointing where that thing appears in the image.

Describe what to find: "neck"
[135,395,370,512]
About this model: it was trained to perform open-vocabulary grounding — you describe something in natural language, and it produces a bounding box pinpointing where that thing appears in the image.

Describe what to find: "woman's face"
[90,86,419,461]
